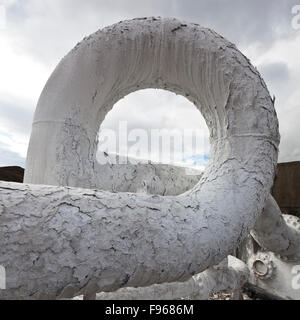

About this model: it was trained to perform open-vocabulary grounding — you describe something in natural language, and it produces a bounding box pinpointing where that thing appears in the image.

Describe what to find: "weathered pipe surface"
[93,256,249,300]
[252,194,300,258]
[1,17,279,299]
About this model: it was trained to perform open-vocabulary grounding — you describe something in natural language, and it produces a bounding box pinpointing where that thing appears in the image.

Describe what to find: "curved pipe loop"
[0,17,279,299]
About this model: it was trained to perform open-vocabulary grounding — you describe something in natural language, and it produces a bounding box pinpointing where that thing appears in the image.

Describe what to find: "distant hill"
[0,166,24,183]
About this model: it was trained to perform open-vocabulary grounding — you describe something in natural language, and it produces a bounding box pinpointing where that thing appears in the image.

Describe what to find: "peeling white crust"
[1,17,279,299]
[93,256,249,300]
[24,17,279,188]
[252,195,300,258]
[68,154,203,195]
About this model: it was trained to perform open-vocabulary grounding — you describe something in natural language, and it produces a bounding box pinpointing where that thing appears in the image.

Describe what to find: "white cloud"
[242,33,300,162]
[0,131,27,157]
[99,89,210,165]
[0,35,50,105]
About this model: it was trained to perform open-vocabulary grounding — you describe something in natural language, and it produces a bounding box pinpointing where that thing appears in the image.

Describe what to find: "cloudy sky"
[0,0,299,168]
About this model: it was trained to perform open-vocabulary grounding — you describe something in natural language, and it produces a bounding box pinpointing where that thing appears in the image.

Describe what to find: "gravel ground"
[208,292,256,300]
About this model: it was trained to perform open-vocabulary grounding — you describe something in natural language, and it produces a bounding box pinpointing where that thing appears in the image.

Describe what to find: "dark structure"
[272,161,300,217]
[0,166,24,183]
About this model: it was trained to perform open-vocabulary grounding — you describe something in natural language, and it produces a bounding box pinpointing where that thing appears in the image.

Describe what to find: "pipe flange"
[251,253,276,280]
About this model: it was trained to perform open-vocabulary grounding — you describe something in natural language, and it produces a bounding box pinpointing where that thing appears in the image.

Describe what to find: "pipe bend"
[1,18,279,299]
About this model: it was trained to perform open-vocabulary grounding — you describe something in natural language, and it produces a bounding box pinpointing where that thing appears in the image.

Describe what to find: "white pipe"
[0,18,279,299]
